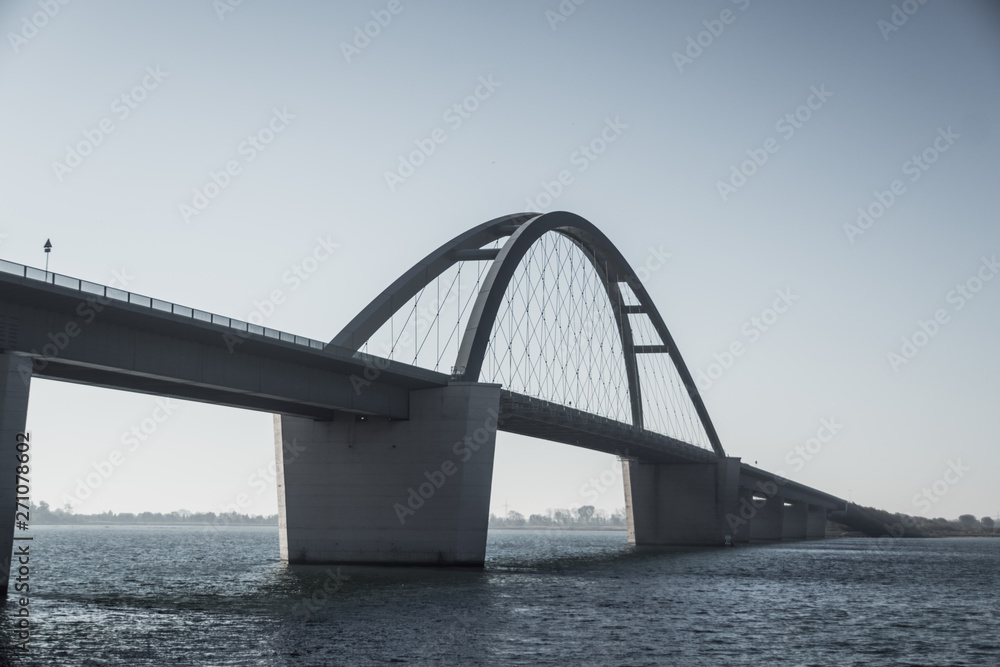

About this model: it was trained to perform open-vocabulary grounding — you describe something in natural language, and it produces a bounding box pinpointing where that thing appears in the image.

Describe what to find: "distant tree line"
[832,503,997,538]
[27,500,277,526]
[26,499,996,536]
[491,505,998,536]
[489,506,627,529]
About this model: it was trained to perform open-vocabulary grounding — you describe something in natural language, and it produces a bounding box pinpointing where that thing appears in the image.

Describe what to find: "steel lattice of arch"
[330,211,725,458]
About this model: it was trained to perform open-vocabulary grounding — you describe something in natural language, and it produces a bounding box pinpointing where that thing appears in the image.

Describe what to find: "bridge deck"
[0,261,847,511]
[500,392,845,509]
[739,464,845,510]
[499,391,717,464]
[0,265,447,419]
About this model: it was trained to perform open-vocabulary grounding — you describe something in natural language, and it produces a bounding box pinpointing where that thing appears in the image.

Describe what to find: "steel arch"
[329,212,534,351]
[331,211,725,458]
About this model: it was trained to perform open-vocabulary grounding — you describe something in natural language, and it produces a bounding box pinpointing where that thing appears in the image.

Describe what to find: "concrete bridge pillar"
[274,382,500,566]
[806,504,827,538]
[0,353,32,598]
[727,487,754,544]
[781,501,808,540]
[623,456,742,546]
[748,494,784,541]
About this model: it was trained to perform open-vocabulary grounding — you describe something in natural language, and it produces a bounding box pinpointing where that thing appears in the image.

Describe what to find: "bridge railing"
[0,258,327,351]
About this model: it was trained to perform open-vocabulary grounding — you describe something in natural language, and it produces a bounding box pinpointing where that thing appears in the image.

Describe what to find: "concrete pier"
[728,487,755,544]
[623,457,743,546]
[806,505,828,538]
[0,354,32,597]
[274,382,500,566]
[748,495,784,541]
[781,502,809,540]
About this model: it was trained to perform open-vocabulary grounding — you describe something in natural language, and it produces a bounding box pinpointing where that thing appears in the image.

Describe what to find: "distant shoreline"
[828,530,1000,539]
[31,521,277,527]
[490,525,626,531]
[25,523,1000,539]
[31,523,619,529]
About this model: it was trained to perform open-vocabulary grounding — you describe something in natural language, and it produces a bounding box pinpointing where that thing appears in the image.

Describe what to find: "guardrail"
[0,258,327,351]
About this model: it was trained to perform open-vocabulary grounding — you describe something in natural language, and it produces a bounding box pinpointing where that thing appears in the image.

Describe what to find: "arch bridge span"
[0,211,848,582]
[331,211,723,463]
[276,211,844,564]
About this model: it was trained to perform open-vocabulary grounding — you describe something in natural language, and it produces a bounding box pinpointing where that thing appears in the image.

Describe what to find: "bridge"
[0,211,846,595]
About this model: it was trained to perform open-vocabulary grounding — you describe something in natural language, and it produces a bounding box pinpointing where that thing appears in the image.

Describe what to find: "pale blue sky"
[3,1,998,520]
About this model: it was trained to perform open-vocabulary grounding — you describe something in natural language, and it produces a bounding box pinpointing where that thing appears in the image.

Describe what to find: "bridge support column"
[623,456,742,546]
[806,505,827,538]
[274,382,500,566]
[748,495,784,541]
[781,501,808,539]
[726,487,754,544]
[0,353,32,598]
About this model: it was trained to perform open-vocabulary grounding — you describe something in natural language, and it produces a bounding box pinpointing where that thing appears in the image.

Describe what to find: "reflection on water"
[1,526,998,665]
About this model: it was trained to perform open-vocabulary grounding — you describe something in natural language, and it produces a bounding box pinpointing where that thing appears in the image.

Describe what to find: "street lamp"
[43,239,52,281]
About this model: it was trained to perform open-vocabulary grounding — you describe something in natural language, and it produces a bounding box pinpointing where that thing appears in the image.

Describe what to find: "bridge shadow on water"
[258,528,730,613]
[483,528,722,572]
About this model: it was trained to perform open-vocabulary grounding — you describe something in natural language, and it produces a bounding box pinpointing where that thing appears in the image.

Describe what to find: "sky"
[2,0,999,522]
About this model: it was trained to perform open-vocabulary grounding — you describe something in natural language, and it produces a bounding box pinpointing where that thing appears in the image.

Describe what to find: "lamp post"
[43,239,52,281]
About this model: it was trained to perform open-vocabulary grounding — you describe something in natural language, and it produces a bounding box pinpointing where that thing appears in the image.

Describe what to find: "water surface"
[2,526,997,666]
